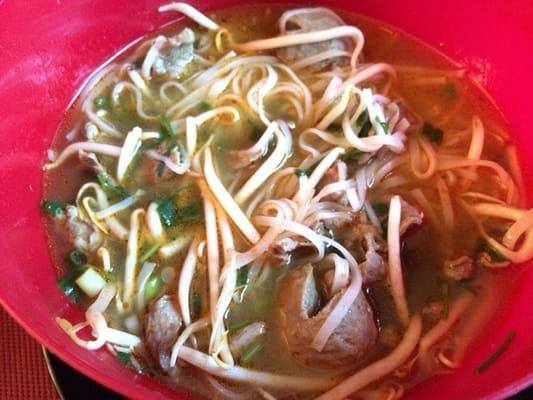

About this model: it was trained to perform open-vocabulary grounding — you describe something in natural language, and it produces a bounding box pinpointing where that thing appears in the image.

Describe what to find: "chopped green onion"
[294,168,307,178]
[41,199,64,217]
[139,243,160,264]
[57,271,81,303]
[67,250,87,269]
[159,113,174,140]
[372,202,388,216]
[116,351,131,366]
[177,202,201,222]
[97,173,128,199]
[93,95,109,110]
[342,149,363,161]
[236,266,249,287]
[75,267,106,298]
[156,197,177,227]
[228,320,252,332]
[191,292,202,318]
[476,330,516,374]
[422,122,444,144]
[375,117,389,133]
[144,275,163,303]
[356,111,372,137]
[440,281,449,319]
[240,341,264,364]
[197,101,212,112]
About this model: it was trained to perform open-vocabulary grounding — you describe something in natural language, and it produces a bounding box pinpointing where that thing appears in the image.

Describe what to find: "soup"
[41,3,532,399]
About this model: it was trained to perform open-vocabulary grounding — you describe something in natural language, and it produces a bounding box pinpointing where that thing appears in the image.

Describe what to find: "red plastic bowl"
[0,1,532,399]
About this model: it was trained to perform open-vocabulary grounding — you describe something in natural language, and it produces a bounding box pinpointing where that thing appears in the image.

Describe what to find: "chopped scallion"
[159,113,174,140]
[41,199,64,217]
[144,275,163,303]
[375,117,389,133]
[57,271,81,303]
[191,292,202,318]
[294,168,307,178]
[342,149,363,161]
[476,330,516,374]
[228,320,252,332]
[236,266,249,287]
[198,101,212,112]
[356,111,372,137]
[93,95,109,110]
[116,351,131,365]
[97,173,128,199]
[372,202,388,216]
[156,197,177,227]
[240,341,264,364]
[68,250,87,269]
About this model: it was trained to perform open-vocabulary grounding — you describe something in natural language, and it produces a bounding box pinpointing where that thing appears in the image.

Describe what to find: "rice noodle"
[159,2,220,31]
[387,195,409,326]
[44,142,121,170]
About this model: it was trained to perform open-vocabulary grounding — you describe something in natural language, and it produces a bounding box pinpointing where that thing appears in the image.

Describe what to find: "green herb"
[139,243,160,264]
[198,128,211,145]
[240,341,264,364]
[342,149,363,161]
[41,199,64,217]
[116,351,131,366]
[375,117,389,133]
[422,122,444,144]
[442,81,457,99]
[294,168,307,178]
[191,292,202,318]
[236,266,249,287]
[303,161,320,177]
[159,113,174,140]
[97,173,128,199]
[68,250,87,269]
[197,101,212,112]
[177,202,201,222]
[440,281,449,319]
[476,330,516,374]
[228,320,252,332]
[372,202,389,216]
[156,197,177,227]
[93,95,110,110]
[356,111,372,138]
[144,275,162,303]
[57,271,81,303]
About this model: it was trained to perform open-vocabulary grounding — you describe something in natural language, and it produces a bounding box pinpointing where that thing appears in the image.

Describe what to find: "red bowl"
[0,1,532,399]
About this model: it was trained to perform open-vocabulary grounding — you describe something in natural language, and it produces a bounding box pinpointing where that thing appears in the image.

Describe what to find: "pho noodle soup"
[42,3,532,399]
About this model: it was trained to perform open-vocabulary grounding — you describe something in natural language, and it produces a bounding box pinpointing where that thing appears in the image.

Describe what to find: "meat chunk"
[63,205,102,252]
[277,265,377,368]
[229,322,266,357]
[151,29,195,80]
[443,256,475,280]
[277,10,352,70]
[399,199,424,235]
[336,217,388,286]
[144,295,182,370]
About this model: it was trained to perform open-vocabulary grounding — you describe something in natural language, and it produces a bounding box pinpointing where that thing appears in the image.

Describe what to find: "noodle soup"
[41,3,531,399]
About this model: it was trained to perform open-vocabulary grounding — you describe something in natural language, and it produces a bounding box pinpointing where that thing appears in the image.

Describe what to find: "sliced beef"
[277,265,377,368]
[229,322,266,357]
[277,11,352,70]
[144,294,182,370]
[399,199,424,235]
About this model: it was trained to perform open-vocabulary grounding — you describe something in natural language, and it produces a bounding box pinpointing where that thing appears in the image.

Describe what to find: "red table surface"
[1,308,59,400]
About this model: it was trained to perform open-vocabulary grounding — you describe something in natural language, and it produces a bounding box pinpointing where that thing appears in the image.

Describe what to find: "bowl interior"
[0,1,532,399]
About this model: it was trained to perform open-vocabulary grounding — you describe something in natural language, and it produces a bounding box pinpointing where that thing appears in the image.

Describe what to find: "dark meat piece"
[229,322,266,357]
[277,265,377,368]
[399,199,424,236]
[277,11,352,70]
[443,256,475,280]
[144,295,182,370]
